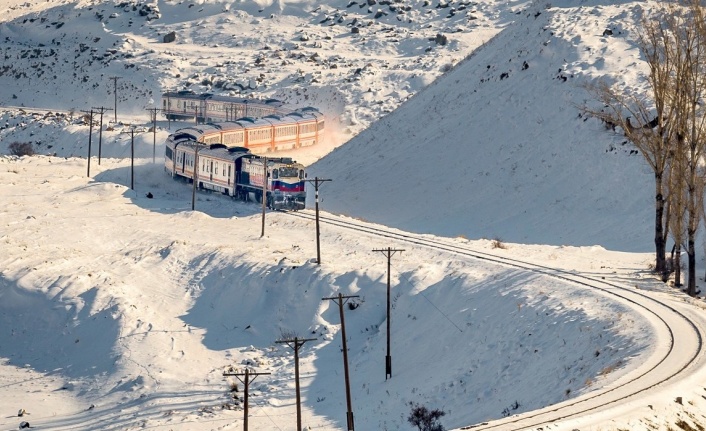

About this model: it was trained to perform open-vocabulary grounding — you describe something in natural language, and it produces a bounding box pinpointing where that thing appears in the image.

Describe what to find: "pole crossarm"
[275,337,317,349]
[321,294,359,303]
[222,369,271,383]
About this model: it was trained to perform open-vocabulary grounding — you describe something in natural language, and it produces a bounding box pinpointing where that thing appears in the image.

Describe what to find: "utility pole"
[129,125,135,190]
[145,107,161,163]
[261,156,268,238]
[191,143,201,211]
[322,293,360,431]
[81,109,95,177]
[305,177,332,264]
[194,106,199,125]
[222,368,271,431]
[92,106,112,165]
[373,247,405,380]
[108,76,121,122]
[165,90,172,130]
[275,337,316,431]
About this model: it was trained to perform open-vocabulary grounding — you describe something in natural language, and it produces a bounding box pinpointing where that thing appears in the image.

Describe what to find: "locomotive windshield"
[279,167,299,178]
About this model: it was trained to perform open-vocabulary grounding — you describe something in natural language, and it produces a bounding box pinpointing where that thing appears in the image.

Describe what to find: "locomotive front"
[270,161,306,211]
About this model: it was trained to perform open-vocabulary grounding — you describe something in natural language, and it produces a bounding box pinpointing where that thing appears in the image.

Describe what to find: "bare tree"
[667,128,687,287]
[668,0,706,295]
[583,10,679,279]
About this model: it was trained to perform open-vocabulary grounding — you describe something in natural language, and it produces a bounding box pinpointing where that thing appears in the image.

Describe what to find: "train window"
[279,167,298,177]
[273,169,279,179]
[299,169,304,180]
[215,163,219,175]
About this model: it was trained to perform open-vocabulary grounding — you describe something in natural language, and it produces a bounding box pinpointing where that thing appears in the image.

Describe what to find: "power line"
[391,261,464,333]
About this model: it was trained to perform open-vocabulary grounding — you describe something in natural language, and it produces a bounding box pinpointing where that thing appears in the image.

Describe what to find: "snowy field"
[3,0,706,430]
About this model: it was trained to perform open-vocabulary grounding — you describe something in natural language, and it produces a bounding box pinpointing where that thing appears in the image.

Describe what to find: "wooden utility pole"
[91,106,112,165]
[146,107,161,163]
[373,247,404,380]
[129,126,135,190]
[165,91,172,130]
[322,293,360,431]
[261,156,268,238]
[275,337,316,431]
[191,144,201,210]
[108,76,120,122]
[81,109,94,177]
[194,106,199,125]
[222,368,271,431]
[305,177,332,264]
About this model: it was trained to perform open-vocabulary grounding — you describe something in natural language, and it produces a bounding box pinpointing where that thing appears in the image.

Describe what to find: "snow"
[3,0,706,430]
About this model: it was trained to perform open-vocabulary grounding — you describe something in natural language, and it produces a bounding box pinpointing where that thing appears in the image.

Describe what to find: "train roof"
[200,146,250,160]
[215,122,247,132]
[235,117,273,127]
[173,140,251,159]
[170,124,222,140]
[263,114,299,126]
[293,107,324,119]
[161,92,302,113]
[161,92,287,105]
[246,154,303,166]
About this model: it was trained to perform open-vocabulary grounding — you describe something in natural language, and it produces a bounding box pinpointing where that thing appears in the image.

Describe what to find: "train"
[163,90,304,122]
[161,91,325,154]
[165,136,307,211]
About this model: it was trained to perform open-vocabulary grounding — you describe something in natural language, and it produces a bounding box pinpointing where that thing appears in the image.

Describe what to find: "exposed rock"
[163,31,176,43]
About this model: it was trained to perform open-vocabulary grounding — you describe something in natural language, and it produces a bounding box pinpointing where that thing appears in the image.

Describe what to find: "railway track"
[287,209,706,430]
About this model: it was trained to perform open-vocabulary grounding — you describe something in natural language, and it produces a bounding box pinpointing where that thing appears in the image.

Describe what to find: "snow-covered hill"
[308,0,657,252]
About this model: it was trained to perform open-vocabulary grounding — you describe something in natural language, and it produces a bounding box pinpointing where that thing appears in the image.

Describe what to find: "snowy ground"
[2,144,706,431]
[4,0,706,430]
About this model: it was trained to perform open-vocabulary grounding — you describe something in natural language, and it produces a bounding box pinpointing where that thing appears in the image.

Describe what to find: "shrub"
[9,142,35,156]
[491,237,507,249]
[407,402,445,431]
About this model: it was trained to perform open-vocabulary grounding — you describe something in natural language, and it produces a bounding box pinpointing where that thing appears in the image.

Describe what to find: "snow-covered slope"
[309,1,654,252]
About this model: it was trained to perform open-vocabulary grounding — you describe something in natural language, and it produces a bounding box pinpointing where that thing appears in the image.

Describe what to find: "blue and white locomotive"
[165,133,306,211]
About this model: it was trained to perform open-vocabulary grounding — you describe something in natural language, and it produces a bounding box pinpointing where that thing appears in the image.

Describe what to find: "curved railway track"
[287,209,706,430]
